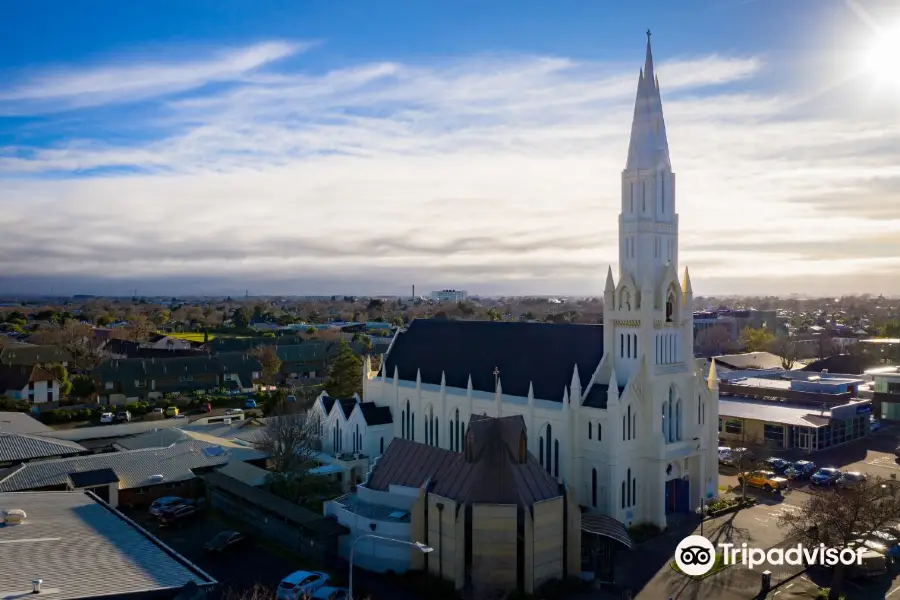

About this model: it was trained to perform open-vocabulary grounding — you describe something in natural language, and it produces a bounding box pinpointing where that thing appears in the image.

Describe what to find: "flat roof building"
[0,491,215,600]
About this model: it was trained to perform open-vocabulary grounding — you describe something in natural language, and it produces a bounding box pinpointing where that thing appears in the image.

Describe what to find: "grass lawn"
[671,552,729,580]
[166,332,215,342]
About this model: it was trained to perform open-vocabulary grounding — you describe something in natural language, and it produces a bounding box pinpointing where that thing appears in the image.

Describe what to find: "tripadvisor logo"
[675,535,866,577]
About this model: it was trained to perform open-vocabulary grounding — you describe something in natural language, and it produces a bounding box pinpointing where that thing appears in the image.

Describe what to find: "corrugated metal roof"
[719,398,830,428]
[0,491,214,599]
[0,433,86,463]
[0,438,266,492]
[0,411,52,434]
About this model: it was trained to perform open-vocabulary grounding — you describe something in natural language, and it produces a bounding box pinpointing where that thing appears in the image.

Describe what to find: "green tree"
[250,345,282,384]
[739,327,775,352]
[48,364,73,396]
[231,307,251,329]
[70,374,95,398]
[325,341,363,398]
[879,319,900,337]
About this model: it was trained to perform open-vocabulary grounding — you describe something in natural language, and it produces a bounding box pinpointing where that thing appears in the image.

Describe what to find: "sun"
[863,23,900,85]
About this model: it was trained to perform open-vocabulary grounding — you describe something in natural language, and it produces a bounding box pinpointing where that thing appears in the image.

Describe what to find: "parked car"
[764,457,791,474]
[276,571,330,600]
[737,470,789,492]
[152,407,165,416]
[310,587,348,600]
[204,530,247,553]
[165,406,179,418]
[871,417,882,432]
[836,472,868,489]
[286,395,297,403]
[717,447,732,463]
[158,503,201,528]
[115,411,131,422]
[200,402,213,413]
[243,399,257,409]
[811,467,842,486]
[149,496,187,517]
[785,460,817,480]
[100,412,114,424]
[225,408,244,415]
[721,447,753,466]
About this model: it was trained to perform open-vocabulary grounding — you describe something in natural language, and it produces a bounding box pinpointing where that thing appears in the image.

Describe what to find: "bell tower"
[604,32,694,385]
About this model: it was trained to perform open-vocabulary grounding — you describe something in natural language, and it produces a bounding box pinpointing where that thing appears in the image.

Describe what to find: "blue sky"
[1,0,899,296]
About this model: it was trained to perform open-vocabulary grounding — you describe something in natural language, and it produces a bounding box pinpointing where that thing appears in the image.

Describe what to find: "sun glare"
[864,23,900,86]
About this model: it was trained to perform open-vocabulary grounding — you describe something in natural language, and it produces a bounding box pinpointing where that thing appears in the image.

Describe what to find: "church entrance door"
[664,478,690,514]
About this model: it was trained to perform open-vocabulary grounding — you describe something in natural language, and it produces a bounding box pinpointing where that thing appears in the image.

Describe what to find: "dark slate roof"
[431,415,560,508]
[209,336,304,354]
[69,467,120,488]
[0,411,53,435]
[103,338,203,359]
[359,402,393,426]
[383,319,604,401]
[0,433,86,464]
[0,364,56,393]
[0,345,72,366]
[367,438,459,491]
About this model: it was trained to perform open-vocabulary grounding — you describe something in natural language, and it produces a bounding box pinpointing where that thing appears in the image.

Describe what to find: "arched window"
[626,335,631,358]
[435,418,439,447]
[667,388,675,443]
[627,405,632,440]
[411,413,415,441]
[632,412,637,440]
[627,468,632,506]
[401,415,406,439]
[539,437,544,466]
[620,333,624,357]
[460,421,466,451]
[698,395,702,424]
[405,400,411,439]
[546,425,553,475]
[666,291,675,322]
[675,399,683,441]
[622,415,626,440]
[597,422,602,441]
[589,422,593,440]
[621,480,626,509]
[632,477,637,507]
[554,440,560,478]
[661,403,667,440]
[702,400,706,425]
[592,468,597,507]
[380,437,384,454]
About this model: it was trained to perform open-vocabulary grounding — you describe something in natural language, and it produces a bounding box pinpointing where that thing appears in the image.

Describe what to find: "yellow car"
[164,406,179,418]
[738,470,788,492]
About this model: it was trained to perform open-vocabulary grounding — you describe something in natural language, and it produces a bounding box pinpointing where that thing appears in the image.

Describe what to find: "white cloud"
[0,42,898,296]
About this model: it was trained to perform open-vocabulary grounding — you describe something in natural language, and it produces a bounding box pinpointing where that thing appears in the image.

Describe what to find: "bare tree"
[768,336,798,369]
[696,324,739,356]
[254,405,320,473]
[779,477,900,600]
[126,314,152,343]
[249,345,282,385]
[726,431,771,498]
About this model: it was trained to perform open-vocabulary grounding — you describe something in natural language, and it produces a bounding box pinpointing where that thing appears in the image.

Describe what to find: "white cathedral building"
[337,35,720,530]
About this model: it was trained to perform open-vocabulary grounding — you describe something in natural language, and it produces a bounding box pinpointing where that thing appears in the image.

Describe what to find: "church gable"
[383,319,604,401]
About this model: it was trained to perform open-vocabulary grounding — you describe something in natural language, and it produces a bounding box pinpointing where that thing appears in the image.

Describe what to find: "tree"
[126,314,152,343]
[817,336,840,360]
[231,307,251,329]
[739,326,775,352]
[254,403,320,472]
[325,341,363,398]
[778,477,900,599]
[48,364,73,396]
[768,336,798,369]
[151,309,171,328]
[249,345,282,385]
[485,308,503,321]
[70,374,95,398]
[729,433,770,499]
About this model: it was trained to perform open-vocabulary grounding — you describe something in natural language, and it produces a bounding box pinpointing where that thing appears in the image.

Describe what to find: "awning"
[581,514,633,549]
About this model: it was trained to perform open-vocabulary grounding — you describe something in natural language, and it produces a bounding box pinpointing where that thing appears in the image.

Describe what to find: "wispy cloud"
[0,41,308,113]
[0,41,897,296]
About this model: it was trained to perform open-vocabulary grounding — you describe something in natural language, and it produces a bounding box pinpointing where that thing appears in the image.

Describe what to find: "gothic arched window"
[592,468,597,507]
[539,437,544,466]
[554,440,560,477]
[675,399,683,441]
[627,468,632,506]
[666,290,676,322]
[627,405,632,440]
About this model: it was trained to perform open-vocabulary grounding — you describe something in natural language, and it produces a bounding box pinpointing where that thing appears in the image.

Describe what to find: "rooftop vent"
[32,580,42,594]
[148,474,164,483]
[4,509,27,525]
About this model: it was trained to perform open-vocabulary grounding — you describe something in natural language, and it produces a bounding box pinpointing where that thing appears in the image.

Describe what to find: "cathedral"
[360,34,720,530]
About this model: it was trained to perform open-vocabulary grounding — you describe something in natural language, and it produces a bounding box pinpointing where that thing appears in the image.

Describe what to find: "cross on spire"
[646,29,651,42]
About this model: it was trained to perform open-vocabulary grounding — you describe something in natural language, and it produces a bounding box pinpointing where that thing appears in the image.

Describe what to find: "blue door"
[665,479,691,514]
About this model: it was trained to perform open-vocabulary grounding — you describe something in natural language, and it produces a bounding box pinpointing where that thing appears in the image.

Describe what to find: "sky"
[1,0,899,298]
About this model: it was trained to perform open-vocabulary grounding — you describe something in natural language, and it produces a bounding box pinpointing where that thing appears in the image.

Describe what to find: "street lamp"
[348,534,433,599]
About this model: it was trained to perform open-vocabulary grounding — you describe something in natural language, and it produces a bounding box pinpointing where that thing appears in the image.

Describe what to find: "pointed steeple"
[440,370,447,390]
[527,381,535,404]
[562,386,569,409]
[393,365,399,382]
[415,368,422,388]
[571,364,582,400]
[626,31,671,171]
[467,374,473,392]
[605,266,616,294]
[707,359,719,391]
[682,266,693,296]
[607,367,619,404]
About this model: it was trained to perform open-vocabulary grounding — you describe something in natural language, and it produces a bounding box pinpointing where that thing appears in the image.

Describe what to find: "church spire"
[626,31,670,171]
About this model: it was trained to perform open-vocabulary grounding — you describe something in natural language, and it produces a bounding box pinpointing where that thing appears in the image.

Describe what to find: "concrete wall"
[426,495,460,585]
[532,498,565,590]
[565,490,582,578]
[471,504,518,591]
[329,500,413,573]
[408,488,428,571]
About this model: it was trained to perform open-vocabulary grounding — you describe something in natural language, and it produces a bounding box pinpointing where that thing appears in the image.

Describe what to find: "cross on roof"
[647,29,651,41]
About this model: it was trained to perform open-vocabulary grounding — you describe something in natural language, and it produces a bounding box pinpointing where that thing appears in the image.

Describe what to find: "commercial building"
[870,365,900,420]
[431,289,469,303]
[0,491,215,600]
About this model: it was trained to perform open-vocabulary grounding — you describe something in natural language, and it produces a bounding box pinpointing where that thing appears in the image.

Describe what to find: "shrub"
[0,397,32,413]
[628,522,663,544]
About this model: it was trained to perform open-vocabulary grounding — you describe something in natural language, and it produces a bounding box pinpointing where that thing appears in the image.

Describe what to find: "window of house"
[724,419,743,435]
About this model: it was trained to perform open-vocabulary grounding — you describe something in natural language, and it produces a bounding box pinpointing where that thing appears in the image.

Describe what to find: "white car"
[225,408,244,415]
[100,412,114,424]
[717,446,732,462]
[152,408,164,415]
[276,571,329,600]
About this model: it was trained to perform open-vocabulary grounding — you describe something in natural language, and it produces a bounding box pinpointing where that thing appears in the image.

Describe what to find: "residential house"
[146,333,198,351]
[324,415,588,595]
[0,410,54,434]
[100,338,204,360]
[93,353,262,404]
[0,345,72,368]
[0,364,60,404]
